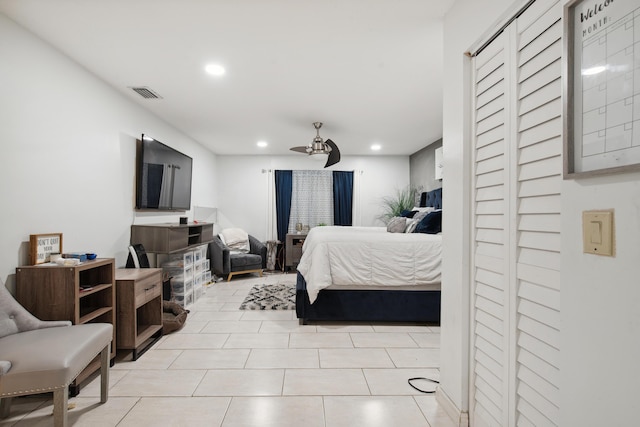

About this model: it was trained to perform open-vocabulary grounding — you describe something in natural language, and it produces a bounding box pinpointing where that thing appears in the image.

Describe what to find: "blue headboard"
[419,188,442,209]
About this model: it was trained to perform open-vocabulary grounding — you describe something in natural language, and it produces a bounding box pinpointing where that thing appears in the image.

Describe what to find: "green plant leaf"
[377,186,419,224]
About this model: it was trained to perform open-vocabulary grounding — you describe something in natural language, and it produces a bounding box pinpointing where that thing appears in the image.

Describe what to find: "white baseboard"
[436,387,469,427]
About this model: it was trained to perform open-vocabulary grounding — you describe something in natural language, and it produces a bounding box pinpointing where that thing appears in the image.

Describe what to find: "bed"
[296,188,443,324]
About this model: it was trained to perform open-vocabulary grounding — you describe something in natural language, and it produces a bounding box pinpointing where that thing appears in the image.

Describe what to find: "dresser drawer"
[134,272,162,307]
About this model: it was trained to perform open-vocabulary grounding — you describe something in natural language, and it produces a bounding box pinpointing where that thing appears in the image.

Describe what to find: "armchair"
[209,234,267,281]
[0,280,112,427]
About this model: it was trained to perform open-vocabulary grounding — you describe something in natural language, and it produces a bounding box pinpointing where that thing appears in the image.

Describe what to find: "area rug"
[239,283,296,310]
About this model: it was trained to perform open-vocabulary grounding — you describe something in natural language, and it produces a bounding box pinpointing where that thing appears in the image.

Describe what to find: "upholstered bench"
[0,281,112,427]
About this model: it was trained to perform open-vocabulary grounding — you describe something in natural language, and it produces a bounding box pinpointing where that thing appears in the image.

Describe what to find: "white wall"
[215,155,410,240]
[0,14,218,290]
[441,0,520,420]
[562,174,640,426]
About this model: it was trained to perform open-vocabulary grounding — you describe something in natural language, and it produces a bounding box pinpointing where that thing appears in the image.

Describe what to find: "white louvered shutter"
[470,0,562,426]
[471,27,512,427]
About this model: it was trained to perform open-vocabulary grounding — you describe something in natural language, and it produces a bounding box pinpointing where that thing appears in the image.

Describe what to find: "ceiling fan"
[290,122,341,168]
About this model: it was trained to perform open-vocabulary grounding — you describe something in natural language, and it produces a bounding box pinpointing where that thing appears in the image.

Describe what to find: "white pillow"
[220,228,250,252]
[405,219,419,233]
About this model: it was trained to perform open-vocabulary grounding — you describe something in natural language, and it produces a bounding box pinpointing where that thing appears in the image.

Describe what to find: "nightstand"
[285,233,307,269]
[115,268,163,360]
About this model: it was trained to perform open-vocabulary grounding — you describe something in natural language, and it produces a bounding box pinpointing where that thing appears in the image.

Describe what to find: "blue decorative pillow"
[414,210,442,234]
[400,209,417,218]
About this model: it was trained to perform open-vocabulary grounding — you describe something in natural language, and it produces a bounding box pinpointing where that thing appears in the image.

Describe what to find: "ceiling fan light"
[309,152,329,161]
[290,122,340,168]
[308,141,331,154]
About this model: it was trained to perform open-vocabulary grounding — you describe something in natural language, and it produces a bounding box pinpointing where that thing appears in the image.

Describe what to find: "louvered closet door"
[472,27,513,427]
[470,0,562,426]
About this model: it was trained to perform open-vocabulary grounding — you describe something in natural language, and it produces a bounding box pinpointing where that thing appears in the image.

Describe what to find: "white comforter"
[297,226,442,303]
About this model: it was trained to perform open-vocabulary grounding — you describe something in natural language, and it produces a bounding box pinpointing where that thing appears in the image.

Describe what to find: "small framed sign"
[563,0,640,178]
[29,233,63,265]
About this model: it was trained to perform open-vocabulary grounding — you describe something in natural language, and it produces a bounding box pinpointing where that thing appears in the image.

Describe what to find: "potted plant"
[378,186,419,224]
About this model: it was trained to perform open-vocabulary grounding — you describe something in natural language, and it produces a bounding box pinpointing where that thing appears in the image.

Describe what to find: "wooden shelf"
[80,306,113,324]
[137,324,163,343]
[79,283,112,298]
[130,223,213,254]
[16,258,116,396]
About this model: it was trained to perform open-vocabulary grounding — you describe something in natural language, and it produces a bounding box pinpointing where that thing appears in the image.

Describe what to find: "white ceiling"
[0,0,454,157]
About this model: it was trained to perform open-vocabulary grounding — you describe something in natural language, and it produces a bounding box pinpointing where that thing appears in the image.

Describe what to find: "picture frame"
[563,0,640,178]
[29,233,63,265]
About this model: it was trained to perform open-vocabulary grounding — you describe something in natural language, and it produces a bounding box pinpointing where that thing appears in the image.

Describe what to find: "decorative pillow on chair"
[387,217,407,233]
[220,228,250,252]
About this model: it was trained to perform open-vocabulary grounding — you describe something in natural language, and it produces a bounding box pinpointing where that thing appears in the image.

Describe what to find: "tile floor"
[1,273,455,427]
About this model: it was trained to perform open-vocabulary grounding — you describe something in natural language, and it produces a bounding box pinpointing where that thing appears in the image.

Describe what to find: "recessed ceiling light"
[582,65,606,76]
[257,141,268,148]
[205,63,226,76]
[371,144,382,151]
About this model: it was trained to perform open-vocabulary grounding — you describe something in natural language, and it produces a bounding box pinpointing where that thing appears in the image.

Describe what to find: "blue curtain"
[275,170,293,242]
[333,171,353,226]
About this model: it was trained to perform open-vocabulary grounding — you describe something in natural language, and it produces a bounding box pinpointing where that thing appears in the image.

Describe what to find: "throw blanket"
[220,228,250,253]
[297,226,442,303]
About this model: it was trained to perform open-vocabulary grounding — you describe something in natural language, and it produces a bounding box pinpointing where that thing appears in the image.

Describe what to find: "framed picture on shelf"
[563,0,640,178]
[29,233,63,265]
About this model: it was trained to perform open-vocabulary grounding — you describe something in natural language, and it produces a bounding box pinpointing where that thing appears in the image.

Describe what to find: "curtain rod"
[262,169,362,173]
[466,0,536,57]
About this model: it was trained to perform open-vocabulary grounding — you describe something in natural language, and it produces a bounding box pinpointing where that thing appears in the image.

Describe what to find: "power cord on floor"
[407,377,439,393]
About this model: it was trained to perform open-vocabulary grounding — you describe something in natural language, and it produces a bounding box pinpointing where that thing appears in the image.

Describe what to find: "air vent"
[129,86,162,99]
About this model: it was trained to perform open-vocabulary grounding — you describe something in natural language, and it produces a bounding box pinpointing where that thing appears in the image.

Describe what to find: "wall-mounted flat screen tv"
[136,134,193,211]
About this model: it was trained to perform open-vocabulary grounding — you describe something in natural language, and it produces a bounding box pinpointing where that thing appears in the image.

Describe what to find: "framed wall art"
[563,0,640,178]
[29,233,63,265]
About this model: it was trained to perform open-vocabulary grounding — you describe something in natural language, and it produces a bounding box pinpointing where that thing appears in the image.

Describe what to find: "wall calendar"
[564,0,640,177]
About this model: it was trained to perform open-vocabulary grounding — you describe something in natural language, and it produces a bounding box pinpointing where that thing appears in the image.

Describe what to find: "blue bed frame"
[295,188,442,324]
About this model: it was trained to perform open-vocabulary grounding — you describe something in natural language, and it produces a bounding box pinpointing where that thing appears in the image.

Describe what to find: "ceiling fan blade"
[290,146,308,153]
[324,139,341,168]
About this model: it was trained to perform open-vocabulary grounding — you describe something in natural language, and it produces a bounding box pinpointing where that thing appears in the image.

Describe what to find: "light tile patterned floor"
[0,273,454,427]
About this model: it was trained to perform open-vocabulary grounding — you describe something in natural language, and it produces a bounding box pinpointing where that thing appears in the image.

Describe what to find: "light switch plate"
[582,210,614,256]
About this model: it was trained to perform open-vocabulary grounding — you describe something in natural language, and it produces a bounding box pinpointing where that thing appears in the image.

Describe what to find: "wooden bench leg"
[53,387,68,427]
[100,344,110,404]
[0,397,12,419]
